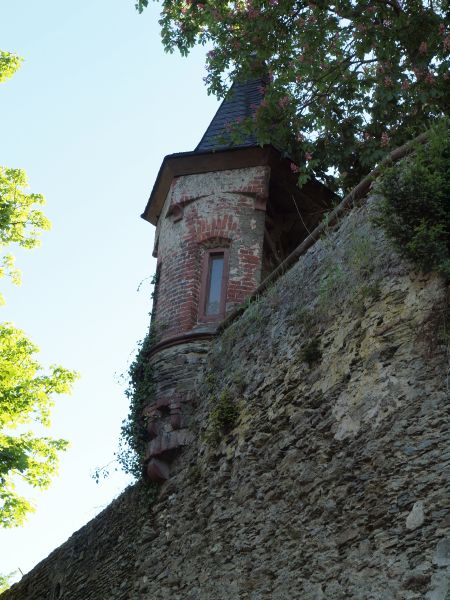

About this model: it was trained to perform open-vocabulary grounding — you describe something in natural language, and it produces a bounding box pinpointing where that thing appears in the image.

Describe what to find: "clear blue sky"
[0,0,218,578]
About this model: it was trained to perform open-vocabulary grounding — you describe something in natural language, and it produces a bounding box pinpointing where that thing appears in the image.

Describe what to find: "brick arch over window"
[198,235,232,249]
[187,210,240,245]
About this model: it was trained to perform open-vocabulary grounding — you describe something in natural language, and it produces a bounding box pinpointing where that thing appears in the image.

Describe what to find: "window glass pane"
[206,254,224,315]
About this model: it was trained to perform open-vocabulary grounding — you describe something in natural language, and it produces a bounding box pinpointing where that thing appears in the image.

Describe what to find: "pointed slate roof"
[194,78,265,153]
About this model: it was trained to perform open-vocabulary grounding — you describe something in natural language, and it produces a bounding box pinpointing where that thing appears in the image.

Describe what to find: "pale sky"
[0,0,218,579]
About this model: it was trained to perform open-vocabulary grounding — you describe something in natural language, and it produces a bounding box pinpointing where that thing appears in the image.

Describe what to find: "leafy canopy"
[0,52,79,528]
[137,0,449,191]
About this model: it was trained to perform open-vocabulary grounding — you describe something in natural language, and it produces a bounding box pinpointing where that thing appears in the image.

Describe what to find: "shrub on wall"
[205,388,240,446]
[374,120,450,278]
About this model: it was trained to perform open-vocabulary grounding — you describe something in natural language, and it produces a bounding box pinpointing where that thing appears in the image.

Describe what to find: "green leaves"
[0,50,79,528]
[0,167,50,250]
[374,119,450,278]
[0,324,79,527]
[139,0,449,193]
[0,51,22,84]
[0,167,51,302]
[118,330,156,478]
[0,571,16,593]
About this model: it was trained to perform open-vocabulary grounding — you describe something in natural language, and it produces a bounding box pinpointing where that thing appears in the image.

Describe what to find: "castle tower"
[141,78,334,481]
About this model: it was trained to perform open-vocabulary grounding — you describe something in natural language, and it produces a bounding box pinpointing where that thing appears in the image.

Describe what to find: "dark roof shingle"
[195,78,264,153]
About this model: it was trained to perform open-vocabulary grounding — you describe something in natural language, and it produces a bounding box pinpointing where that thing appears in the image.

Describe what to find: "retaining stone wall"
[4,198,449,600]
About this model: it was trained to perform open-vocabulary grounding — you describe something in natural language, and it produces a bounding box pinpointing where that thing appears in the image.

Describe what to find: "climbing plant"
[118,331,156,478]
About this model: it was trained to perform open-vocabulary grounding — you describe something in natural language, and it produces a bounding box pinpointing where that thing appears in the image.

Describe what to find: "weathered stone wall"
[4,198,449,600]
[1,485,150,600]
[153,167,269,340]
[144,339,211,480]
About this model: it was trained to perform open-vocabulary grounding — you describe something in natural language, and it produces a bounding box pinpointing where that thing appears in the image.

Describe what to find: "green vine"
[118,265,162,478]
[117,330,156,478]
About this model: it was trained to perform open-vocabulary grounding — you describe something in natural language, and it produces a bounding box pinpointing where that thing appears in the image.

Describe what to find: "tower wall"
[145,165,271,480]
[152,166,270,342]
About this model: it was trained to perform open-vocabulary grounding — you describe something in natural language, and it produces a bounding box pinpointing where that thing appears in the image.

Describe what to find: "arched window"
[199,248,229,321]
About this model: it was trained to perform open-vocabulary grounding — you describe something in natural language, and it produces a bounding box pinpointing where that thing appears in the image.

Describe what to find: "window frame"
[198,248,230,322]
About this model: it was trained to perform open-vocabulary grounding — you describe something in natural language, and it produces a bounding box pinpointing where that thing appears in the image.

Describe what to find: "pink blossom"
[439,23,445,35]
[380,132,390,147]
[290,163,300,173]
[425,72,434,85]
[384,76,392,87]
[444,72,449,81]
[197,3,205,9]
[419,41,428,54]
[305,152,312,161]
[412,66,422,79]
[401,79,410,90]
[269,0,278,5]
[278,95,290,109]
[364,132,371,140]
[444,37,450,51]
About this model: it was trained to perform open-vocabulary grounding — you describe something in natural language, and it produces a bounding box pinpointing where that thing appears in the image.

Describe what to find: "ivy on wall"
[118,329,156,478]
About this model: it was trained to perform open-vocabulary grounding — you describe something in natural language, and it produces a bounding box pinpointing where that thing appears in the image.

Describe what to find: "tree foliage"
[137,0,449,191]
[0,167,51,304]
[0,54,78,528]
[0,51,22,84]
[0,571,16,593]
[374,119,450,277]
[0,324,78,527]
